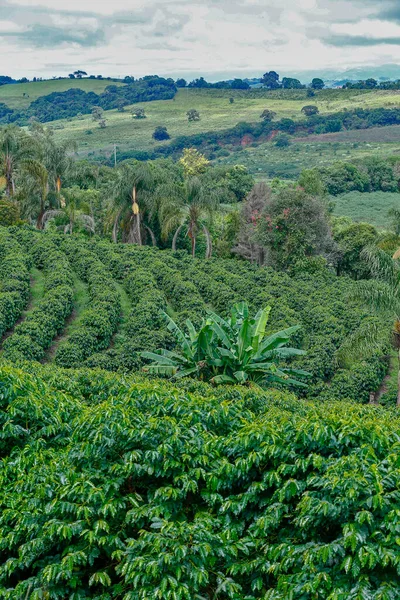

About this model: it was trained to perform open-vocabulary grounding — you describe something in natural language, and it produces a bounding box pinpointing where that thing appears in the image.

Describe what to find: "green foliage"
[143,302,309,386]
[333,220,378,279]
[0,200,20,226]
[54,239,121,367]
[2,235,74,362]
[0,228,31,337]
[153,126,170,141]
[274,133,290,147]
[0,363,400,598]
[256,187,336,270]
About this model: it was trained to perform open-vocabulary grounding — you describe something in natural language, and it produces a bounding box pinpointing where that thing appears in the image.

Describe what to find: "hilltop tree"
[74,70,87,79]
[131,107,146,119]
[231,78,250,90]
[91,106,104,121]
[153,126,170,141]
[282,77,304,89]
[187,109,201,122]
[301,105,319,116]
[188,77,210,88]
[260,109,277,122]
[262,71,280,89]
[311,77,324,90]
[176,78,187,88]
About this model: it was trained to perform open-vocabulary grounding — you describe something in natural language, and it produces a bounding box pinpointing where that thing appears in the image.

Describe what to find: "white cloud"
[2,0,400,80]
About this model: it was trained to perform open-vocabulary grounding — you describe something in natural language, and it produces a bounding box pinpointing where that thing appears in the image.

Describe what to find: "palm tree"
[340,245,400,406]
[41,195,95,234]
[158,177,217,258]
[106,163,156,244]
[42,137,77,201]
[0,126,35,197]
[19,159,49,229]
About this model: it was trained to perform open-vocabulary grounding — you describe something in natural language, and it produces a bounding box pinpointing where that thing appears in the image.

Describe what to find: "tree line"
[0,76,177,125]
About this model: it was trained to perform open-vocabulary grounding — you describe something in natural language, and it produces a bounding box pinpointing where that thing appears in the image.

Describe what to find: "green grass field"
[42,87,400,158]
[4,80,400,178]
[0,78,123,109]
[333,191,400,227]
[217,137,400,179]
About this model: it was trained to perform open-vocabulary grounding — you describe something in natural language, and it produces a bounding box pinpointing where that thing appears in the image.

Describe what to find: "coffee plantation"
[0,224,399,599]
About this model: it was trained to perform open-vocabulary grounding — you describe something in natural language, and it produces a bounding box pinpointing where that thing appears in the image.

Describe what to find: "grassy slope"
[218,137,400,180]
[0,79,123,110]
[48,87,400,156]
[333,191,400,227]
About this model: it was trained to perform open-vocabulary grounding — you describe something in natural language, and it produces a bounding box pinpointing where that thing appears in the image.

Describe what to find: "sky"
[2,0,400,81]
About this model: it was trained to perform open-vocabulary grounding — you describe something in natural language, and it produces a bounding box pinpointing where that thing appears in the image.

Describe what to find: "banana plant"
[142,302,310,387]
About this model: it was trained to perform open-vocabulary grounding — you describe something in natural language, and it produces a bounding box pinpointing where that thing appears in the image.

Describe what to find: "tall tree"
[106,163,156,245]
[158,178,217,258]
[20,159,49,229]
[0,126,35,197]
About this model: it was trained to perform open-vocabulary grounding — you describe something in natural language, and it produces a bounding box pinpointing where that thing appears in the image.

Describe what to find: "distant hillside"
[0,78,125,110]
[287,64,400,84]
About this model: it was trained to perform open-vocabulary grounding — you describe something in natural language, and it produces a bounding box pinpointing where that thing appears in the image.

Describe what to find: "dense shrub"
[0,364,400,598]
[2,236,74,361]
[55,239,121,367]
[0,228,31,337]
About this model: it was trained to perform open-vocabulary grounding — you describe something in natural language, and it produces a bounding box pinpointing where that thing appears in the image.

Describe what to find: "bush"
[55,240,121,367]
[1,363,400,598]
[2,236,74,362]
[152,126,170,141]
[0,228,31,337]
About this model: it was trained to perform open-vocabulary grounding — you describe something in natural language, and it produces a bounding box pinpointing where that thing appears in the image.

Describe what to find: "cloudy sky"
[2,0,400,80]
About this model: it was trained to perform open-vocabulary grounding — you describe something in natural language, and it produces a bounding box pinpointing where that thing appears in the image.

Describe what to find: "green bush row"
[55,240,121,368]
[89,244,170,370]
[88,241,389,401]
[2,237,74,362]
[1,363,400,599]
[0,228,31,338]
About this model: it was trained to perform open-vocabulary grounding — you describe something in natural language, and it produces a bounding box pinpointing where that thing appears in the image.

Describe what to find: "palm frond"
[354,280,400,314]
[361,245,399,285]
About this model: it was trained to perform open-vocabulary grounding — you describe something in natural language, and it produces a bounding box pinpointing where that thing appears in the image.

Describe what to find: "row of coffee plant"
[88,240,389,402]
[2,234,74,362]
[0,229,30,338]
[54,238,121,368]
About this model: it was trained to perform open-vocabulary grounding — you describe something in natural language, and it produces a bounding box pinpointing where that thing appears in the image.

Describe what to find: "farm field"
[44,87,400,156]
[0,78,124,110]
[0,224,398,598]
[0,226,388,404]
[333,191,400,227]
[218,136,400,179]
